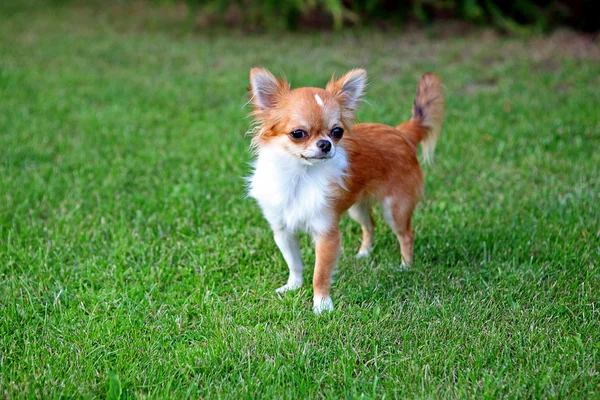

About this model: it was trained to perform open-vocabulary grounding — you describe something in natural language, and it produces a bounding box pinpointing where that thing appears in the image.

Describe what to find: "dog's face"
[249,68,366,165]
[271,88,345,163]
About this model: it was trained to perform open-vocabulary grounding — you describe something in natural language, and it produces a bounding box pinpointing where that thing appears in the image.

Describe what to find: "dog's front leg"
[312,228,341,313]
[273,229,304,293]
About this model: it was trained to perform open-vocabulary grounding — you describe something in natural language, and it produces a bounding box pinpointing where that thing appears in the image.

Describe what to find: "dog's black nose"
[317,140,332,153]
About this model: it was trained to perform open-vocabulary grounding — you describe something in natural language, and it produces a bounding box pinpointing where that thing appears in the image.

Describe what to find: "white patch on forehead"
[314,94,324,108]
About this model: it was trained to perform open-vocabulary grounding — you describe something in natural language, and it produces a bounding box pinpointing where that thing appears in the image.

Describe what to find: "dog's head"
[248,68,366,165]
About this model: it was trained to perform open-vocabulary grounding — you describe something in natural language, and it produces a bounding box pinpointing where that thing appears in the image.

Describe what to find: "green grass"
[1,2,599,398]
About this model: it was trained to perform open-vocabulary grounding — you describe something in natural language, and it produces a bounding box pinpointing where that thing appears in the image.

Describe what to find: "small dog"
[247,68,444,313]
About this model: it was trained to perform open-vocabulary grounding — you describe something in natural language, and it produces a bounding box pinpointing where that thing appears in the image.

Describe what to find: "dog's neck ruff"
[248,145,348,235]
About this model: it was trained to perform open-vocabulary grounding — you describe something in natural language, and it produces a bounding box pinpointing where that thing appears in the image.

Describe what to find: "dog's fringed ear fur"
[249,68,290,115]
[326,69,367,115]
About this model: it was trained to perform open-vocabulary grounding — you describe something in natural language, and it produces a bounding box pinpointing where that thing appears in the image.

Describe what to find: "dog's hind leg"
[382,196,416,268]
[348,199,375,258]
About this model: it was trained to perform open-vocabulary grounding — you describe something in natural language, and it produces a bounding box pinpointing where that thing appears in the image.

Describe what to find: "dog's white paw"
[313,296,334,314]
[355,249,371,259]
[399,261,410,270]
[275,279,303,293]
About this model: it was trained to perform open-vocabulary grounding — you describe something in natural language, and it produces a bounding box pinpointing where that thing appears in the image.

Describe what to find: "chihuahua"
[247,68,444,313]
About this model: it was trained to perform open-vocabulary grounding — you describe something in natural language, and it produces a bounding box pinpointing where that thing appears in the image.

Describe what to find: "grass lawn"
[1,2,599,398]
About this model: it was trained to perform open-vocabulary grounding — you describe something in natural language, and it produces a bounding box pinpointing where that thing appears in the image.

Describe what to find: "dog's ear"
[326,69,367,113]
[249,68,289,112]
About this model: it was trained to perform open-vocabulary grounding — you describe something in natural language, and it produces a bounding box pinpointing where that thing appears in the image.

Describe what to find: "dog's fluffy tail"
[397,73,445,164]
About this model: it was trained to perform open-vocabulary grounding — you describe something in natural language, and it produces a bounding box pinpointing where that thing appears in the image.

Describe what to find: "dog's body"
[248,69,444,313]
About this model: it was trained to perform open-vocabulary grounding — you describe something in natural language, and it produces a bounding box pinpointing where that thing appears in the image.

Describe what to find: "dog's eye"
[290,129,307,140]
[330,127,344,139]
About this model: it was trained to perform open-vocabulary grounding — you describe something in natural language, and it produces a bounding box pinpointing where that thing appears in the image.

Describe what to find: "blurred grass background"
[5,0,600,33]
[133,0,598,32]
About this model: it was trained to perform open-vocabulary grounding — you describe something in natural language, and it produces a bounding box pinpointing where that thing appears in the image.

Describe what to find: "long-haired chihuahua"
[247,68,444,313]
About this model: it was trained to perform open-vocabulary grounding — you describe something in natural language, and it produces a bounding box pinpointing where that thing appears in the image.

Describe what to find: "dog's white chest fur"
[249,146,348,235]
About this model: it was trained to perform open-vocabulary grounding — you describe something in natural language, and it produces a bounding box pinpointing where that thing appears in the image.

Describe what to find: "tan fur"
[348,199,374,255]
[313,227,342,298]
[249,68,445,309]
[399,72,445,163]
